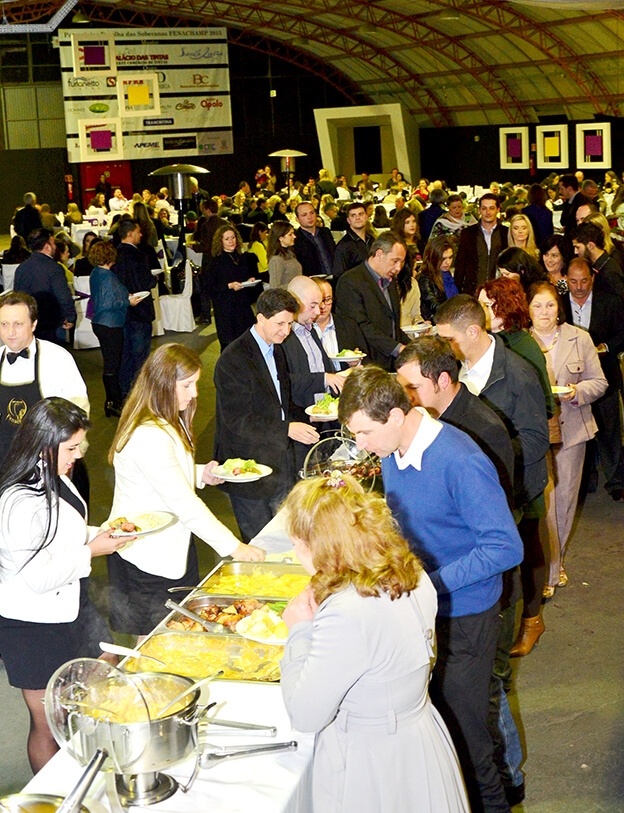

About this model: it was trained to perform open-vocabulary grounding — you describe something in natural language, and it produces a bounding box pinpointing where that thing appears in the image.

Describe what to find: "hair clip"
[325,470,346,488]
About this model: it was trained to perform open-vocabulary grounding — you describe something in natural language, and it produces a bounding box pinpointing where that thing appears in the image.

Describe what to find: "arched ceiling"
[7,0,624,127]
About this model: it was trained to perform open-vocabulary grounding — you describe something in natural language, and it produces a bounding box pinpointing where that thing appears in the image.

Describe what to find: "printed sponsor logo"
[117,54,170,62]
[107,77,117,87]
[144,118,174,126]
[191,74,217,86]
[175,100,196,111]
[67,107,86,113]
[156,72,170,89]
[89,102,110,114]
[68,77,100,88]
[163,135,197,150]
[133,141,159,149]
[178,46,227,63]
[200,98,223,109]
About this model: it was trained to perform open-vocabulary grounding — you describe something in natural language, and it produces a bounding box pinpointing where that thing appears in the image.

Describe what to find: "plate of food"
[132,291,151,301]
[104,511,175,537]
[552,385,574,395]
[328,349,366,362]
[305,393,339,421]
[401,323,431,335]
[235,605,289,646]
[239,279,262,288]
[212,458,273,482]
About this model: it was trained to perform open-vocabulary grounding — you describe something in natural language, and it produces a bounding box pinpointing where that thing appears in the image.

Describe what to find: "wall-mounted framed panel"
[499,126,529,170]
[576,122,611,169]
[536,124,568,169]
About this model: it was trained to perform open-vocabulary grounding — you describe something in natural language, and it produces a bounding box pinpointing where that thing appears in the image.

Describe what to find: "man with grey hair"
[418,187,448,245]
[335,232,410,370]
[13,192,42,241]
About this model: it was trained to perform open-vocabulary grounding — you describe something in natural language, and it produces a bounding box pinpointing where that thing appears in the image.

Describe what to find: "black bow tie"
[6,348,29,365]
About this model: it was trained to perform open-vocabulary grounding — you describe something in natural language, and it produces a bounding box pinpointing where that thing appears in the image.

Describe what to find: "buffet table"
[22,551,315,812]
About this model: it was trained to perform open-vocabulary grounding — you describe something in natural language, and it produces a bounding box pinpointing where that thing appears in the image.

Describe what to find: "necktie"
[6,348,29,365]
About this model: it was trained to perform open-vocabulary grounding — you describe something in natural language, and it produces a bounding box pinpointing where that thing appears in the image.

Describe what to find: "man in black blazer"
[293,201,335,277]
[454,193,508,296]
[213,289,319,541]
[558,174,592,237]
[335,232,410,370]
[563,258,624,500]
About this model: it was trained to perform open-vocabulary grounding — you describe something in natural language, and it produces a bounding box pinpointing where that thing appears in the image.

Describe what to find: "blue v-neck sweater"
[383,422,523,618]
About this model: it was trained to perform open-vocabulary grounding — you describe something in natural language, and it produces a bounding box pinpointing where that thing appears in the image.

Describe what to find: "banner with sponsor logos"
[58,28,233,162]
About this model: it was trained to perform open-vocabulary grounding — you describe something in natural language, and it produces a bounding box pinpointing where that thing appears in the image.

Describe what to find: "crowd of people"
[2,163,624,812]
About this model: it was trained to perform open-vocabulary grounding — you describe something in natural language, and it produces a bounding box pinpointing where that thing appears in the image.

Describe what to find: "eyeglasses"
[321,297,333,304]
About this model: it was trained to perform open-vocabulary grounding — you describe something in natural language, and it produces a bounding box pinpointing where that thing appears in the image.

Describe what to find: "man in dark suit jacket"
[293,201,335,277]
[454,194,508,296]
[13,193,42,241]
[558,174,592,237]
[213,288,319,541]
[563,258,624,499]
[335,232,410,370]
[14,228,76,345]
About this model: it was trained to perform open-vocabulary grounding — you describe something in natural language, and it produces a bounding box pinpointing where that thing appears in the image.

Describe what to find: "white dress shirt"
[459,334,496,396]
[109,421,240,578]
[314,316,341,370]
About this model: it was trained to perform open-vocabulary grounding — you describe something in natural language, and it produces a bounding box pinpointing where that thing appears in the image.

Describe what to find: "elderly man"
[13,192,42,241]
[293,201,335,278]
[430,194,477,239]
[213,288,318,541]
[454,194,508,296]
[14,228,76,345]
[563,257,624,500]
[339,366,523,813]
[418,188,447,246]
[335,232,410,370]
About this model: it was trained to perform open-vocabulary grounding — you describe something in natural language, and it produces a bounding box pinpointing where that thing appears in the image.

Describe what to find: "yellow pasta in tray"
[203,568,309,598]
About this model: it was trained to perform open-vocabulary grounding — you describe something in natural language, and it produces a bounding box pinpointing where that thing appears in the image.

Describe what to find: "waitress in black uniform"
[0,398,128,774]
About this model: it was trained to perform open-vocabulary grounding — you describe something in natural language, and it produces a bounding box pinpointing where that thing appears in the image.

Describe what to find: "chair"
[1,264,18,292]
[158,260,195,332]
[73,297,100,349]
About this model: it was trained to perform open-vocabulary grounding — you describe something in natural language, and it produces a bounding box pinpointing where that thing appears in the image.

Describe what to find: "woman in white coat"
[0,398,127,773]
[527,282,607,596]
[108,343,264,636]
[280,474,469,813]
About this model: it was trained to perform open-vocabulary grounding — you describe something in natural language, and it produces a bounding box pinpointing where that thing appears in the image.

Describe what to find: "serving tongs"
[201,716,278,737]
[200,740,298,769]
[165,598,225,633]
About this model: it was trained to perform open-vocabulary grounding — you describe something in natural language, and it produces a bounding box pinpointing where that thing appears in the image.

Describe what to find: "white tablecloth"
[24,682,313,813]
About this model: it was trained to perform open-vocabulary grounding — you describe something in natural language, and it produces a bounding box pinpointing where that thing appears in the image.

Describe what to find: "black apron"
[0,341,44,460]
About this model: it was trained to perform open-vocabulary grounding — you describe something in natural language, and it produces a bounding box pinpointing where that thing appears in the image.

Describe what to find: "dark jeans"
[92,322,124,405]
[592,390,624,492]
[430,603,510,813]
[120,320,152,398]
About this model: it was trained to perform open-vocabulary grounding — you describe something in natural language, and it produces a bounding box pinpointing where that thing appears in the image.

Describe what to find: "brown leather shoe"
[510,614,545,657]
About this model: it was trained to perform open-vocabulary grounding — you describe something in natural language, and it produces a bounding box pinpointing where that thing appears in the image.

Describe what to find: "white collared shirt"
[569,291,593,331]
[393,408,443,472]
[459,334,496,396]
[314,316,340,370]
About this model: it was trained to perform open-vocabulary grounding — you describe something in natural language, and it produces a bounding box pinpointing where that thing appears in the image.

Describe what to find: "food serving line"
[18,539,315,813]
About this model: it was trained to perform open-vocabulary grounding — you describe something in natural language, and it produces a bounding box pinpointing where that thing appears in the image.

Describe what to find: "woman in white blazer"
[527,282,607,595]
[107,343,264,636]
[0,398,127,773]
[280,475,469,813]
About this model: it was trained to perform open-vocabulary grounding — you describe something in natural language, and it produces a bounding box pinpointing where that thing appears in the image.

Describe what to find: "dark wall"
[0,148,70,236]
[420,117,624,189]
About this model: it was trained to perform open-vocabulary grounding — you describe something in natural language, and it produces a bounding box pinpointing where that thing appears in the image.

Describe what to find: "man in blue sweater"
[339,366,523,813]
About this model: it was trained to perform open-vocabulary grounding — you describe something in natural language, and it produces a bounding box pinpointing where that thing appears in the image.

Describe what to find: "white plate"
[104,511,175,537]
[305,404,338,421]
[552,385,574,395]
[402,323,431,335]
[235,613,287,646]
[212,462,273,482]
[132,291,151,301]
[328,351,366,362]
[239,279,262,288]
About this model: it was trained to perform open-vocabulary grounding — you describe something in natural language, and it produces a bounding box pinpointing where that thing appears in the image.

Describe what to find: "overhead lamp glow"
[71,9,90,23]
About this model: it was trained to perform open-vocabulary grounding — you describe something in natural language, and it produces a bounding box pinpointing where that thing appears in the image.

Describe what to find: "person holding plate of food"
[108,343,264,637]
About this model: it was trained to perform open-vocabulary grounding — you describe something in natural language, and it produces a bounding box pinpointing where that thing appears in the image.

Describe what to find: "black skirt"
[0,579,112,690]
[107,541,200,635]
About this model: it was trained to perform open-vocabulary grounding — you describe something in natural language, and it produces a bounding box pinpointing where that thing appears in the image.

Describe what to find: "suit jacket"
[294,226,335,277]
[14,252,76,330]
[546,322,607,448]
[454,221,508,296]
[113,243,156,322]
[335,262,409,370]
[562,289,624,394]
[332,229,374,280]
[560,192,592,235]
[282,327,335,408]
[13,204,42,241]
[213,329,304,499]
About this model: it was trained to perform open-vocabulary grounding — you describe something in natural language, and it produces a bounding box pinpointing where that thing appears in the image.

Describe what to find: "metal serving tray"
[198,561,309,600]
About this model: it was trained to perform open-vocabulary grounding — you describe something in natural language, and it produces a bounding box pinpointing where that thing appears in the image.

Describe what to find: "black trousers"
[92,322,124,405]
[430,603,510,813]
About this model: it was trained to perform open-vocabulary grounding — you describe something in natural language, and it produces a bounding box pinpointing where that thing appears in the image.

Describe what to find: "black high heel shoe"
[104,401,122,418]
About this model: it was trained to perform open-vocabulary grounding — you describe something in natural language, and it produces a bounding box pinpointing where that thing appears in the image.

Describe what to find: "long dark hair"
[267,221,295,260]
[0,397,90,565]
[421,236,455,294]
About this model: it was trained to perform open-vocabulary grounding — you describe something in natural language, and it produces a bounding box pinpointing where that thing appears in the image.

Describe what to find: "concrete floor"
[0,319,623,811]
